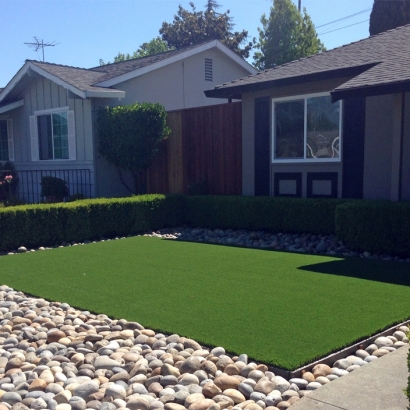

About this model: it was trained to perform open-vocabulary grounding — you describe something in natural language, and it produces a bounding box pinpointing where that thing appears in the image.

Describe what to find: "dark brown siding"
[147,102,242,195]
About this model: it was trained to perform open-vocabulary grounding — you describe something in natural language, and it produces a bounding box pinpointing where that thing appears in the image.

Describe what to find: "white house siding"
[113,48,252,111]
[241,77,351,197]
[10,76,96,201]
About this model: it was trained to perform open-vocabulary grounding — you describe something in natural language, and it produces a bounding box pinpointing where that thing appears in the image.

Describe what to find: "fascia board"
[0,62,86,102]
[96,40,257,87]
[0,62,31,103]
[85,89,126,98]
[214,41,257,74]
[0,99,24,114]
[27,64,86,99]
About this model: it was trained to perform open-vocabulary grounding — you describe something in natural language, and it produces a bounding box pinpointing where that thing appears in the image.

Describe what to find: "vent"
[205,58,213,81]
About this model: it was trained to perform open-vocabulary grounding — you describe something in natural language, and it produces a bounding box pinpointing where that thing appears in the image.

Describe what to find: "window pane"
[38,115,53,160]
[0,120,8,161]
[306,96,340,159]
[52,112,68,159]
[275,100,304,159]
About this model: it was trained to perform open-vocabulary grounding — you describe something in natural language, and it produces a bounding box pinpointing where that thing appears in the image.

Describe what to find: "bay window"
[273,93,342,162]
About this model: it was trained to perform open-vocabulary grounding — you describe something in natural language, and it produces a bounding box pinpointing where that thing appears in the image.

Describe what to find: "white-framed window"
[272,92,342,163]
[29,107,76,161]
[0,119,14,162]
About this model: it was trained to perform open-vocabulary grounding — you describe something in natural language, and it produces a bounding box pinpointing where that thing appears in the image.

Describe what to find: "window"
[37,112,68,160]
[273,93,341,162]
[205,58,213,81]
[0,119,14,162]
[29,108,75,161]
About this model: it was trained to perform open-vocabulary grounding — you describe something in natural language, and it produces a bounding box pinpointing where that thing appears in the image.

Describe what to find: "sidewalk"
[290,345,409,410]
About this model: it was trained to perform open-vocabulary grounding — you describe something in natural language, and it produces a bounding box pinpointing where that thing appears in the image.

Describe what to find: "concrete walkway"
[290,345,409,410]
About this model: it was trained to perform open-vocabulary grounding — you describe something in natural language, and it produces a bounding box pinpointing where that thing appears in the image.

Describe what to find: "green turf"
[0,237,409,370]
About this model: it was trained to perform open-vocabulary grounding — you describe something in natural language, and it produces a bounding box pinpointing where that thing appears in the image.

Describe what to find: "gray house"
[0,40,257,200]
[206,24,410,201]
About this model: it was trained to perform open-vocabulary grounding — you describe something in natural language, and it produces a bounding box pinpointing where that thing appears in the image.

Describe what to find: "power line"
[316,8,371,29]
[319,19,369,35]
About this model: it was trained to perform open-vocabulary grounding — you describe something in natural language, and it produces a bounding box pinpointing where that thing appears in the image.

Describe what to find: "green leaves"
[159,1,255,59]
[254,0,325,70]
[97,103,170,194]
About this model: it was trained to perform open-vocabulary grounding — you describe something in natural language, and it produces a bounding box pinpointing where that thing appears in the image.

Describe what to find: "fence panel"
[146,102,242,195]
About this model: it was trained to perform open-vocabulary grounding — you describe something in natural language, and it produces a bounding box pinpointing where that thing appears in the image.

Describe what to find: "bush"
[0,194,185,251]
[336,201,410,256]
[41,176,69,201]
[185,196,346,234]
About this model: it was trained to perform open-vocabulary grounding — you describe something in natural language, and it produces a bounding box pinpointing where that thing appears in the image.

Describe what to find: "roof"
[0,40,256,105]
[205,24,410,101]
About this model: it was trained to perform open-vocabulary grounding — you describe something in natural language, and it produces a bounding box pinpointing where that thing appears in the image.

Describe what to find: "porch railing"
[12,169,92,204]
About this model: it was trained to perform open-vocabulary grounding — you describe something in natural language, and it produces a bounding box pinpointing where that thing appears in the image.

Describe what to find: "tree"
[159,0,255,59]
[97,103,170,194]
[99,37,172,66]
[253,0,325,70]
[369,0,410,36]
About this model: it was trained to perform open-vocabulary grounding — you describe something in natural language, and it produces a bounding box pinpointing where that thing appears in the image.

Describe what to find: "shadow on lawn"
[298,257,410,287]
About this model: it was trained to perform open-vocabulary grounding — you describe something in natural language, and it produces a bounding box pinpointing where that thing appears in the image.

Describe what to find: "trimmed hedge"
[0,194,185,251]
[186,196,346,234]
[2,194,410,256]
[336,201,410,256]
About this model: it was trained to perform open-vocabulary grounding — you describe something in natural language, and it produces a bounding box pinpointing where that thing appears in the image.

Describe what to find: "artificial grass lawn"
[0,236,409,370]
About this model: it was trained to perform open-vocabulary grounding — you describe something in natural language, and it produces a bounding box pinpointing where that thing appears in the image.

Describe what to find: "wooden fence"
[147,102,242,195]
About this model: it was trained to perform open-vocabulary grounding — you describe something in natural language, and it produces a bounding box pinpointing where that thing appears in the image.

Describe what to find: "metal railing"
[12,169,92,203]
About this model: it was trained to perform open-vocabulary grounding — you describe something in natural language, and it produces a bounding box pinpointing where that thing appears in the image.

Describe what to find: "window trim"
[0,118,14,162]
[29,107,76,162]
[272,92,342,164]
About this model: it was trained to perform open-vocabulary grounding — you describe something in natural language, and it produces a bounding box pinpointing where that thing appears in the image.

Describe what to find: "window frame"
[272,92,342,164]
[30,107,75,162]
[0,118,14,162]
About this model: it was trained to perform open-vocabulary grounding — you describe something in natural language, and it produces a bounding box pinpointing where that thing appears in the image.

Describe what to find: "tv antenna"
[24,37,58,62]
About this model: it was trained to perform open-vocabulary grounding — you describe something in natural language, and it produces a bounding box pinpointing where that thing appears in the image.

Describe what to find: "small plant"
[41,176,69,202]
[0,161,18,201]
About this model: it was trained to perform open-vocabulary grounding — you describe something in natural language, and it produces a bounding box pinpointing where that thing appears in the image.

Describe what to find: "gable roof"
[0,40,256,104]
[205,24,410,101]
[90,40,257,87]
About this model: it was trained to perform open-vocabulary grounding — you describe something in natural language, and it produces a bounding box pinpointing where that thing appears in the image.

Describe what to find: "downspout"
[398,92,405,201]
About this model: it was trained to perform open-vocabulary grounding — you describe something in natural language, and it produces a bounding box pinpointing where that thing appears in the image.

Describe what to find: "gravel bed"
[143,227,410,263]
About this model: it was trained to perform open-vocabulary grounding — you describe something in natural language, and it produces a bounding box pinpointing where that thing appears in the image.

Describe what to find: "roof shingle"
[206,24,410,99]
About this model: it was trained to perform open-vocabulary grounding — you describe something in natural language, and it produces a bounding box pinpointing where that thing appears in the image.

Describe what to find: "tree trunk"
[133,170,147,195]
[117,168,133,194]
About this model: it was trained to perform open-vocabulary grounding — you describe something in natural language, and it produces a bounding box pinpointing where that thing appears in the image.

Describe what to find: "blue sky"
[0,0,374,87]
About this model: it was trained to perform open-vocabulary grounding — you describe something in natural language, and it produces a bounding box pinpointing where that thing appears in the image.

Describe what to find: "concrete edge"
[268,318,410,379]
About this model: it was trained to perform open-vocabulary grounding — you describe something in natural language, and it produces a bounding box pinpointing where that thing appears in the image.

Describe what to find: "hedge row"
[1,195,409,256]
[185,196,346,235]
[336,200,410,257]
[0,194,185,251]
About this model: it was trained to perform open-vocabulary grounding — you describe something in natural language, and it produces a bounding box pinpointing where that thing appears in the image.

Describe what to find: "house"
[206,24,410,201]
[0,40,257,200]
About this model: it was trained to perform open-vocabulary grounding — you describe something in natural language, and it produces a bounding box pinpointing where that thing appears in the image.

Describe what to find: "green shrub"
[41,176,69,201]
[185,196,346,234]
[0,194,185,251]
[336,201,410,256]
